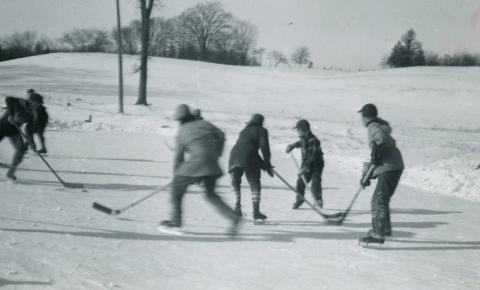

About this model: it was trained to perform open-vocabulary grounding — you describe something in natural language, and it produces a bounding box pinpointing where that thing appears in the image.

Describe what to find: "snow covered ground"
[0,53,479,289]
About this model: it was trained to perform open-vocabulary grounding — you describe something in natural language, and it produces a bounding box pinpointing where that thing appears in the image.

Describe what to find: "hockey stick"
[290,152,301,170]
[272,169,341,219]
[92,182,171,216]
[163,140,173,151]
[14,124,84,188]
[329,163,376,225]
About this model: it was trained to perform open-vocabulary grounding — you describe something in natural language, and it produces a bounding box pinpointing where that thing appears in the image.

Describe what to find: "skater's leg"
[204,176,238,221]
[230,168,244,216]
[36,131,47,153]
[293,175,307,209]
[370,171,401,238]
[246,166,266,219]
[311,167,323,207]
[167,175,191,227]
[384,170,402,235]
[7,134,27,179]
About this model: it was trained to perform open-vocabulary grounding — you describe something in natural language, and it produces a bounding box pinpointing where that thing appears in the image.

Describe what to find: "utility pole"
[115,0,124,113]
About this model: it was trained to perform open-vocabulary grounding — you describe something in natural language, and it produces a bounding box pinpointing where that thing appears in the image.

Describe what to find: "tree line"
[385,29,480,67]
[0,2,312,68]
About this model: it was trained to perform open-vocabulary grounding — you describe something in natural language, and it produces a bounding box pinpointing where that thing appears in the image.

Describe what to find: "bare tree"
[291,46,311,67]
[112,25,140,55]
[61,28,112,52]
[136,0,157,106]
[180,2,233,60]
[3,31,39,52]
[268,50,289,67]
[252,48,265,66]
[232,20,257,65]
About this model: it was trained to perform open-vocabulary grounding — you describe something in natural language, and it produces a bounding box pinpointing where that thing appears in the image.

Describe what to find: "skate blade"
[359,242,386,249]
[157,225,185,236]
[253,219,267,225]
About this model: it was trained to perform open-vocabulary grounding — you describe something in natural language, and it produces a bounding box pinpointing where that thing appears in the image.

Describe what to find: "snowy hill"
[0,53,479,289]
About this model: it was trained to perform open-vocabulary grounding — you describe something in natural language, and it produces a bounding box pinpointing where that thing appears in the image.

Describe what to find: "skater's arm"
[285,141,301,153]
[259,129,271,163]
[173,135,185,169]
[24,121,37,151]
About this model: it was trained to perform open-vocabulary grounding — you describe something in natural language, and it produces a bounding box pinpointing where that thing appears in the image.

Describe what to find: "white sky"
[0,0,479,69]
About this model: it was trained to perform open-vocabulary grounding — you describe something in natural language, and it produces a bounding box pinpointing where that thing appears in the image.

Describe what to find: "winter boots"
[358,235,385,245]
[6,166,17,181]
[228,216,242,237]
[159,220,181,228]
[367,228,392,237]
[292,199,304,209]
[252,201,267,220]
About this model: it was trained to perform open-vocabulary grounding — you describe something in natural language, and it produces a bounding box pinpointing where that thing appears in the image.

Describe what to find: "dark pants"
[230,166,261,204]
[170,175,238,226]
[296,167,323,202]
[0,133,27,171]
[371,170,403,237]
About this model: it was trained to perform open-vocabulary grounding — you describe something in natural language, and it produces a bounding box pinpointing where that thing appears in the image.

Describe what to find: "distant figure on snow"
[357,103,404,245]
[159,104,241,236]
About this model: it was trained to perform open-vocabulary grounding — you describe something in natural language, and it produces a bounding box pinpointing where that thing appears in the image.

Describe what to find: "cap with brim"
[358,103,377,118]
[293,119,310,130]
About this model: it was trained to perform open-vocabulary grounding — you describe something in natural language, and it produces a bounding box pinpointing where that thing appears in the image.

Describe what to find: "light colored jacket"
[367,118,404,177]
[174,119,225,177]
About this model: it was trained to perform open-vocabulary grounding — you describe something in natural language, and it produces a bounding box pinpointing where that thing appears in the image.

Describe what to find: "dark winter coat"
[0,97,34,140]
[288,131,324,172]
[366,117,404,177]
[31,105,49,134]
[228,121,271,172]
[173,119,225,177]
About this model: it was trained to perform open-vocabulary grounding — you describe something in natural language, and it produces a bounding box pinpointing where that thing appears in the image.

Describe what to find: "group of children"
[1,92,403,243]
[161,103,404,243]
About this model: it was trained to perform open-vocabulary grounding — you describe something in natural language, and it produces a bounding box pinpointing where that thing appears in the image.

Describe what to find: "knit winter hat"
[246,113,264,126]
[358,103,378,118]
[174,104,190,121]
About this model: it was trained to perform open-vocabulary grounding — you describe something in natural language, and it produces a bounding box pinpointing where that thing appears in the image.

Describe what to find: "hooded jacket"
[366,117,404,176]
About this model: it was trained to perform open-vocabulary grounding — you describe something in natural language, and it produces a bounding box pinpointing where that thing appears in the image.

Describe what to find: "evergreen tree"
[387,29,425,67]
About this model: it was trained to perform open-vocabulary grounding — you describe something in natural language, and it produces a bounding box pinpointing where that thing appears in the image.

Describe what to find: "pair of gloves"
[262,160,274,177]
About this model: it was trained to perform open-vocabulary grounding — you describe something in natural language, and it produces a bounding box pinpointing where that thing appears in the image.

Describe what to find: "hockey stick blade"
[63,182,84,189]
[92,202,116,215]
